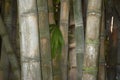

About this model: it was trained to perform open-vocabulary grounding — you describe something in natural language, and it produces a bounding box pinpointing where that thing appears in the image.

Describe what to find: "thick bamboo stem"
[36,0,53,80]
[17,0,41,80]
[60,0,69,80]
[82,0,102,80]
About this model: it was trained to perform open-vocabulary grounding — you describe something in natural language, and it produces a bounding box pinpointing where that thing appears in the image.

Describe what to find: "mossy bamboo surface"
[0,44,9,80]
[60,0,69,80]
[98,2,105,80]
[82,0,102,80]
[36,0,53,80]
[0,15,20,80]
[0,62,3,80]
[17,0,41,80]
[73,0,85,79]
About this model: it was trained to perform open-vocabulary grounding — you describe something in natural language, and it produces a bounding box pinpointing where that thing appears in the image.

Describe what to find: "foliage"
[53,0,60,3]
[50,24,64,58]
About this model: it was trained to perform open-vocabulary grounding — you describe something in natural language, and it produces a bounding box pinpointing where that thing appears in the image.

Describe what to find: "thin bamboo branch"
[36,0,53,80]
[60,0,69,80]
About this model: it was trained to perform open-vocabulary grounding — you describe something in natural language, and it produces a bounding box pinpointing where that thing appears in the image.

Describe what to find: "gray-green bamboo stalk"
[0,62,3,80]
[82,0,102,80]
[0,1,9,80]
[98,2,105,80]
[60,0,69,80]
[0,15,20,80]
[36,0,53,80]
[17,0,41,80]
[73,0,85,79]
[0,44,9,80]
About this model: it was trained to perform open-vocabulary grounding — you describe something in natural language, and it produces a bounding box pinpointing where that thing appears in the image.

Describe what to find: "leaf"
[50,24,64,58]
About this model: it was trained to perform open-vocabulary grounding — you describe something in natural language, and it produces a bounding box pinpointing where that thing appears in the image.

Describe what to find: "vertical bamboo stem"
[48,0,55,24]
[73,0,85,79]
[36,0,53,80]
[98,2,105,80]
[0,44,9,80]
[82,0,102,80]
[17,0,41,80]
[0,15,20,80]
[48,0,62,80]
[60,0,69,80]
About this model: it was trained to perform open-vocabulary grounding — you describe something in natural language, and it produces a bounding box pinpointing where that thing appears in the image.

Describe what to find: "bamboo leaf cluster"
[50,24,64,58]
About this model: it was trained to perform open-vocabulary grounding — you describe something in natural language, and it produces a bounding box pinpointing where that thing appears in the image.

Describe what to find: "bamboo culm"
[36,0,53,80]
[60,0,69,80]
[82,0,102,80]
[17,0,41,80]
[73,0,85,79]
[0,15,20,80]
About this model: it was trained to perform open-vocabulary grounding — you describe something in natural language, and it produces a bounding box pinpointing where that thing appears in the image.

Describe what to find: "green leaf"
[50,24,64,59]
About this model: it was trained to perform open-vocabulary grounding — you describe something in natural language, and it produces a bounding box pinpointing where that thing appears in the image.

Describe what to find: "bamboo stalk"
[73,0,85,79]
[36,0,53,80]
[17,0,41,80]
[48,0,55,24]
[98,2,105,80]
[0,44,9,80]
[0,1,9,80]
[0,15,20,80]
[48,0,62,80]
[68,25,77,80]
[0,62,3,80]
[60,0,69,80]
[82,0,102,80]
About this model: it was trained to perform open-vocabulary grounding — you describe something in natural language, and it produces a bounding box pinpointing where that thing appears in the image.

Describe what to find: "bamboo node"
[87,10,101,17]
[21,56,40,62]
[83,66,98,75]
[86,39,99,45]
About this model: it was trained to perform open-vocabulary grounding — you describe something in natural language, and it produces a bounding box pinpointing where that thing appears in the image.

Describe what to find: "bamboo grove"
[1,0,120,80]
